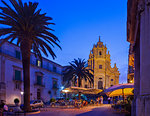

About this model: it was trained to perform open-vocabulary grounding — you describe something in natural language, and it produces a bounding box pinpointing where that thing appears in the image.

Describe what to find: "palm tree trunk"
[21,40,32,112]
[78,92,81,100]
[78,76,81,100]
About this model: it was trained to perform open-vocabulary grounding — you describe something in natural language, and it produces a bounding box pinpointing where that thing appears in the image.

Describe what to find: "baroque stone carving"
[138,0,145,13]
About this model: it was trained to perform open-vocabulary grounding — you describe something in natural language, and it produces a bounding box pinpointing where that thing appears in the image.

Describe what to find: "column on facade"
[136,1,150,116]
[140,0,150,95]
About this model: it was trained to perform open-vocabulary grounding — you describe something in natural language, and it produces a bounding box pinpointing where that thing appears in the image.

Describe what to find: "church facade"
[88,37,120,89]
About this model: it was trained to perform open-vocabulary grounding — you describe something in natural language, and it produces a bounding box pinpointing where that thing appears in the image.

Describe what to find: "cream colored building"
[88,37,120,89]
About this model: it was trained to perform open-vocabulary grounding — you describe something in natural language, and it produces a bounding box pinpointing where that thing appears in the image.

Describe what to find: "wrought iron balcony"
[34,82,45,87]
[0,48,62,75]
[52,85,58,89]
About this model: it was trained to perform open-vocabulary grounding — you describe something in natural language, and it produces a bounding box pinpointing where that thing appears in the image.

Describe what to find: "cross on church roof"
[99,36,101,42]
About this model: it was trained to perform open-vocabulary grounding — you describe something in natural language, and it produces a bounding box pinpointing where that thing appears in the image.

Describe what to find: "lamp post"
[20,91,24,105]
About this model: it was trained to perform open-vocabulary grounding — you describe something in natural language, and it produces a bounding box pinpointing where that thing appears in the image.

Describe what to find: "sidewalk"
[27,104,126,116]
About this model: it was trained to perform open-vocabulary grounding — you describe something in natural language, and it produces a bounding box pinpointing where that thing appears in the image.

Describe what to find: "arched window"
[98,81,103,89]
[99,65,102,69]
[99,51,102,56]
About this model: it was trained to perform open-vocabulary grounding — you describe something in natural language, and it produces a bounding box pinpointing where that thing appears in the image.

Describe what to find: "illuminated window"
[99,65,102,69]
[36,59,42,67]
[38,60,41,67]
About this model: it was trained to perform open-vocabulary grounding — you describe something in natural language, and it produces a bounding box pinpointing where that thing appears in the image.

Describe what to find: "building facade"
[127,0,150,115]
[0,41,63,104]
[127,44,134,83]
[88,37,120,89]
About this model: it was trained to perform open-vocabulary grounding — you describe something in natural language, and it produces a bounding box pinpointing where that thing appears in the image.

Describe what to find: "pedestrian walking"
[100,96,103,104]
[108,97,111,104]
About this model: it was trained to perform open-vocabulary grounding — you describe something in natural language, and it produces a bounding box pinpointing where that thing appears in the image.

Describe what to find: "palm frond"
[63,58,94,87]
[0,0,61,59]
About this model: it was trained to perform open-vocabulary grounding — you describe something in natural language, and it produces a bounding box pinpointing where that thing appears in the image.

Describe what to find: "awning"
[104,83,134,97]
[61,86,102,95]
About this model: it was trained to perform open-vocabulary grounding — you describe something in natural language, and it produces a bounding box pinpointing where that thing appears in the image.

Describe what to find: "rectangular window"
[99,65,102,69]
[15,70,21,81]
[53,66,57,73]
[15,83,21,90]
[15,50,21,59]
[36,59,42,67]
[37,76,42,85]
[53,80,57,89]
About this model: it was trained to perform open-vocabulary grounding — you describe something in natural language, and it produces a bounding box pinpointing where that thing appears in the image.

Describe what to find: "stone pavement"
[28,104,126,116]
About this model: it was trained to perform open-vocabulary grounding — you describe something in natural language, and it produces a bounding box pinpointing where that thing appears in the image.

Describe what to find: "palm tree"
[0,0,61,111]
[63,58,93,99]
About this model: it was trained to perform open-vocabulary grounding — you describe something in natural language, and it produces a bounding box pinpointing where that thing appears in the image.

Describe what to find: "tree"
[63,58,93,99]
[0,0,61,111]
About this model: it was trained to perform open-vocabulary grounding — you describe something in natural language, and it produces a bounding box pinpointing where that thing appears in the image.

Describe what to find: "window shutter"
[37,76,42,85]
[36,59,38,66]
[15,51,21,59]
[15,70,21,80]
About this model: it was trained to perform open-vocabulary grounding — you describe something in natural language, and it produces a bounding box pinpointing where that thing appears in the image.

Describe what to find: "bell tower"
[88,36,120,89]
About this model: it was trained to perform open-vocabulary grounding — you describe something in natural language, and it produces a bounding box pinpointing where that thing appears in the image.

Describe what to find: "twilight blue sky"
[0,0,129,83]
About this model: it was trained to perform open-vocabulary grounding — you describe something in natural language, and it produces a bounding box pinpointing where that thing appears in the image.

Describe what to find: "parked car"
[30,100,44,109]
[55,97,66,106]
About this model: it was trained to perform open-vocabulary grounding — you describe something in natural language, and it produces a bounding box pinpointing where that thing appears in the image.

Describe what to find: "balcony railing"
[34,82,45,87]
[13,78,23,82]
[52,85,58,89]
[0,48,62,75]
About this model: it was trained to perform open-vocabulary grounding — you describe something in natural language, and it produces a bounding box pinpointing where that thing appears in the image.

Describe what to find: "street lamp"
[20,91,24,95]
[20,91,24,105]
[61,86,64,90]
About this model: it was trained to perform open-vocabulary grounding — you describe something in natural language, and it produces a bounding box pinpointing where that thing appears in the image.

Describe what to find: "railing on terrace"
[0,48,62,75]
